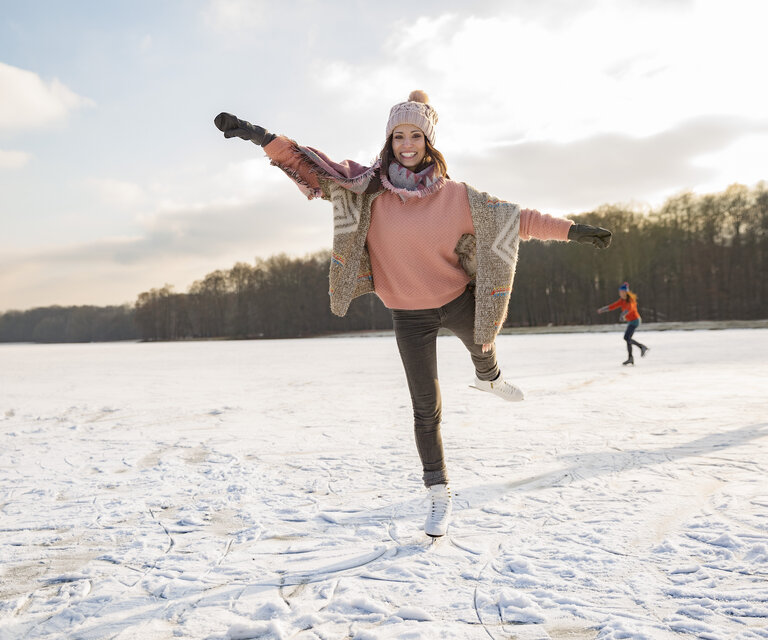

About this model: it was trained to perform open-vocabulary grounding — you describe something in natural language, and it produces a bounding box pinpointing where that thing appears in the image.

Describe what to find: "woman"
[215,91,612,537]
[598,282,649,365]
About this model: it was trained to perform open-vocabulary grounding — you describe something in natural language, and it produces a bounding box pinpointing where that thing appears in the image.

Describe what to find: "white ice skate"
[425,484,452,537]
[471,373,524,402]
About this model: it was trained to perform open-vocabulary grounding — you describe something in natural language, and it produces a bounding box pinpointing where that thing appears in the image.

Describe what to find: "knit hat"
[385,90,438,145]
[619,282,630,292]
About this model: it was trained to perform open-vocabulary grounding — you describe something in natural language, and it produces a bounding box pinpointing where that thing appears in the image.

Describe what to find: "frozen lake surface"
[1,328,767,639]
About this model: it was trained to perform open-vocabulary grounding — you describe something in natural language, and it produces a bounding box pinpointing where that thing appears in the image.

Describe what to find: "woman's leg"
[392,307,447,488]
[623,321,637,357]
[440,288,500,381]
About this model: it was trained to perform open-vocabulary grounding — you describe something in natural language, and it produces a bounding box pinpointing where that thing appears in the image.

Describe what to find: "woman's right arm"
[214,112,325,198]
[215,112,380,200]
[597,300,622,313]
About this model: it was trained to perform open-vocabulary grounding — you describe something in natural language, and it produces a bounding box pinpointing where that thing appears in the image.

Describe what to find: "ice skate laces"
[425,484,452,537]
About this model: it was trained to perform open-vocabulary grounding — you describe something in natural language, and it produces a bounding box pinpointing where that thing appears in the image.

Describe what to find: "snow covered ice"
[1,328,767,639]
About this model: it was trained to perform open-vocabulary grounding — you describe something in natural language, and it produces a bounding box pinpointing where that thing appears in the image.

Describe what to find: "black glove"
[568,223,612,249]
[214,112,275,147]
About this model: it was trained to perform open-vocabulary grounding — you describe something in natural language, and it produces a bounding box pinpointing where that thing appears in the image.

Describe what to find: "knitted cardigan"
[265,136,527,345]
[319,180,520,344]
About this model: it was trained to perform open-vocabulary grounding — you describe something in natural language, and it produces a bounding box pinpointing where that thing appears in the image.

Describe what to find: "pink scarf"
[297,145,378,194]
[382,162,445,200]
[295,145,445,200]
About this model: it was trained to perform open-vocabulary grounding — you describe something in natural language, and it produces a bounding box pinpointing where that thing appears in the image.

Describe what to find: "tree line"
[512,182,767,326]
[132,253,393,341]
[1,182,765,344]
[0,305,138,343]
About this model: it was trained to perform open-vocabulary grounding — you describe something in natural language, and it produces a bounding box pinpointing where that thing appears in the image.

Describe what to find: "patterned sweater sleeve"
[263,136,324,199]
[519,208,573,241]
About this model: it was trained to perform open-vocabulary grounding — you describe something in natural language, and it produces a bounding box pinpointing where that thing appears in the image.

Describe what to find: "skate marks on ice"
[220,418,768,640]
[3,448,760,639]
[4,419,768,639]
[446,422,768,639]
[0,451,592,637]
[2,333,768,639]
[0,405,479,638]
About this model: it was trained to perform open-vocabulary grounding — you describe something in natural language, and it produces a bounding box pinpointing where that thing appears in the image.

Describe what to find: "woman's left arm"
[519,208,572,241]
[520,209,611,249]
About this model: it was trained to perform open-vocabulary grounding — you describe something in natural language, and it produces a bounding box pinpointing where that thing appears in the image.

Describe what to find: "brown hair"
[378,134,449,179]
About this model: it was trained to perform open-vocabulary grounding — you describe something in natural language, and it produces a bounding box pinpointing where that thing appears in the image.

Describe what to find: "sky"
[1,0,767,312]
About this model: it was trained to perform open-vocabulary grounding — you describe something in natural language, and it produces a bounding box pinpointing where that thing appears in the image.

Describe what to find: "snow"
[1,327,767,639]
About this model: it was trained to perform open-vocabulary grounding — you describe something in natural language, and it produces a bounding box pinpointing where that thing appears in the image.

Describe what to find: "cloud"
[0,185,333,310]
[8,192,326,267]
[452,116,768,212]
[312,1,768,151]
[0,149,31,169]
[0,62,94,132]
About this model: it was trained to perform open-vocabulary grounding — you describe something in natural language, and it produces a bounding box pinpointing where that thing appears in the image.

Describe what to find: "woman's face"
[391,124,426,170]
[619,290,627,299]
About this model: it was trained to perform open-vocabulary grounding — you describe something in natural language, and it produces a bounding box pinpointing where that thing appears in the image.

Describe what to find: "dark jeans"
[623,319,645,356]
[391,287,500,488]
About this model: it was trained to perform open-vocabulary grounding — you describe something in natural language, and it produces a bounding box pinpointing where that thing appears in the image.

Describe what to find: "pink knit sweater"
[368,180,572,309]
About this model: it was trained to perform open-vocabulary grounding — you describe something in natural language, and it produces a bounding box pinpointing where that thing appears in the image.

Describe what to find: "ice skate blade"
[468,384,525,402]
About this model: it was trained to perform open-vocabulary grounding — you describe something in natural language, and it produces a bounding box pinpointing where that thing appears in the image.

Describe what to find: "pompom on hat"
[385,90,438,145]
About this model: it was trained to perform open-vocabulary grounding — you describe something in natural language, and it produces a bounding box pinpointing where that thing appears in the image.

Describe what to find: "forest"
[0,305,138,343]
[1,182,766,343]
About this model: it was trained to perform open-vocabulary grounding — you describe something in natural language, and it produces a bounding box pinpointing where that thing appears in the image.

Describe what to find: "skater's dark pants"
[392,287,500,488]
[623,319,643,356]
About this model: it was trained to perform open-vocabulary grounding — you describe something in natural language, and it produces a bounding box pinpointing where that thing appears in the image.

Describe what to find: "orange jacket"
[607,297,640,322]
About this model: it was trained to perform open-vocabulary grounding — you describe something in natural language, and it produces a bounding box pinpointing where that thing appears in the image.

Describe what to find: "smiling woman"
[379,89,446,177]
[214,89,612,538]
[391,125,426,169]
